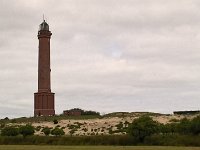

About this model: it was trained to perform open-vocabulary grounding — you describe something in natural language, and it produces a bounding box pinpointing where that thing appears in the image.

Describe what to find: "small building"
[63,108,83,116]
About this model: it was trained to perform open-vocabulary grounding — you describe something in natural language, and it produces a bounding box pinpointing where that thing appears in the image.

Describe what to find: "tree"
[42,127,51,136]
[51,127,65,136]
[19,124,35,137]
[128,115,159,142]
[1,126,19,136]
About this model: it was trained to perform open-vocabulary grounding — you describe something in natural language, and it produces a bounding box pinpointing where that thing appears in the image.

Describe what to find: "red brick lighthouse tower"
[34,20,55,116]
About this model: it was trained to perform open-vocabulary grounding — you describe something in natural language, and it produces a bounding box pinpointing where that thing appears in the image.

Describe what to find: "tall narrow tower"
[34,20,55,116]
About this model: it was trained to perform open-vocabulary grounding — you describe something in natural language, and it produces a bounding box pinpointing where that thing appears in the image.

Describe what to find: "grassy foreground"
[0,146,200,150]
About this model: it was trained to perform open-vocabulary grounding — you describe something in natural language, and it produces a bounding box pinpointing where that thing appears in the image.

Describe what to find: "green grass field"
[0,146,200,150]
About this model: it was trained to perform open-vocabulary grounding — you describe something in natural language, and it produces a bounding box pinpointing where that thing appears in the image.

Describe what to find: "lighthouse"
[34,20,55,116]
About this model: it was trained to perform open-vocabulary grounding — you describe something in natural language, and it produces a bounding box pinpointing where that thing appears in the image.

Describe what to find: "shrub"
[19,124,35,137]
[67,123,81,130]
[116,122,123,130]
[124,121,130,127]
[169,118,179,123]
[51,127,65,136]
[167,123,178,134]
[190,115,200,135]
[176,118,191,134]
[82,128,88,132]
[108,128,113,134]
[11,119,17,123]
[0,123,5,128]
[69,129,76,136]
[35,126,42,131]
[82,110,100,116]
[53,119,58,124]
[1,126,19,136]
[41,127,51,136]
[158,122,178,134]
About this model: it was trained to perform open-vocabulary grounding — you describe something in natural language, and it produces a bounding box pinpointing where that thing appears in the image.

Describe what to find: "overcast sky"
[0,0,200,118]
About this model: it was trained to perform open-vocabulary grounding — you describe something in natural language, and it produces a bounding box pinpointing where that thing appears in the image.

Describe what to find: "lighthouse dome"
[39,20,49,31]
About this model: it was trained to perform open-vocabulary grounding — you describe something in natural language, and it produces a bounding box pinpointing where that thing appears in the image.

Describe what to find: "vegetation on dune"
[0,110,101,125]
[0,115,101,124]
[0,113,200,146]
[103,112,164,118]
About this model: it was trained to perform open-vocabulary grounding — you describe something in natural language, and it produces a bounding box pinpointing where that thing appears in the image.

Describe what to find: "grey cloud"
[0,0,200,118]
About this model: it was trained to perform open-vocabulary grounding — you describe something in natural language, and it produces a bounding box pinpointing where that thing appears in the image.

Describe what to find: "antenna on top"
[43,14,45,22]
